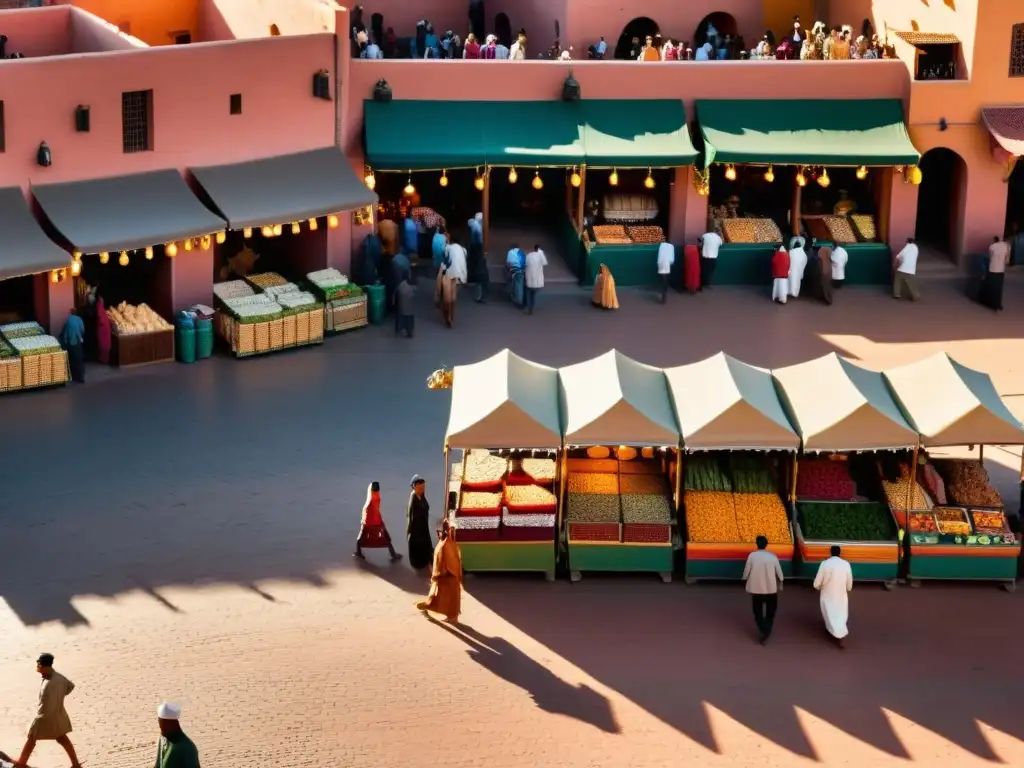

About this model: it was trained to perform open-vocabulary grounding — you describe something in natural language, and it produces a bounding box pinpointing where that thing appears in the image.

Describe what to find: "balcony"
[0,4,145,59]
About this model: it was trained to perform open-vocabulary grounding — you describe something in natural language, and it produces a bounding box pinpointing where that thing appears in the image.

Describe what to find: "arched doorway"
[269,24,281,36]
[693,12,737,49]
[494,13,511,47]
[614,17,659,59]
[914,147,967,261]
[1005,160,1024,236]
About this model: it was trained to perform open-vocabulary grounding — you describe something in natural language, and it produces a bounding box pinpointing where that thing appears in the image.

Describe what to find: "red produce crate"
[623,523,672,544]
[568,522,621,543]
[453,528,501,542]
[500,526,556,542]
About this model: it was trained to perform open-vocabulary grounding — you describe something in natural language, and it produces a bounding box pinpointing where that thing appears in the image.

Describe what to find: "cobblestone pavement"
[2,280,1024,768]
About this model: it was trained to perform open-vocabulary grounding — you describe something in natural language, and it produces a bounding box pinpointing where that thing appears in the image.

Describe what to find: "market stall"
[694,99,921,286]
[558,350,679,582]
[443,349,561,580]
[884,352,1024,589]
[213,274,324,357]
[0,322,69,392]
[666,353,800,581]
[773,353,917,586]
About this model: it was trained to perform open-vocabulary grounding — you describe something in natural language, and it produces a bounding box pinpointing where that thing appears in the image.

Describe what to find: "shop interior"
[583,167,672,244]
[1004,161,1024,240]
[0,275,41,326]
[214,220,332,285]
[76,247,173,320]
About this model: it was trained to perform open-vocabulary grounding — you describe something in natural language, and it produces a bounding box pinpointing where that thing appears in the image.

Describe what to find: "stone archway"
[914,147,968,262]
[693,12,737,49]
[614,17,659,59]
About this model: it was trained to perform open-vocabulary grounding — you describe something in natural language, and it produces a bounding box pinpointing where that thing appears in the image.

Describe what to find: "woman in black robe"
[407,475,434,570]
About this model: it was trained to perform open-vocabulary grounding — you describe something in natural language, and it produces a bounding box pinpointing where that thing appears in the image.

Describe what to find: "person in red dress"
[355,481,402,561]
[771,246,790,304]
[683,240,701,294]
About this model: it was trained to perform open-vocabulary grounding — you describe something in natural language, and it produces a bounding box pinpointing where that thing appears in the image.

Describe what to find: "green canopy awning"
[695,99,920,168]
[364,99,696,170]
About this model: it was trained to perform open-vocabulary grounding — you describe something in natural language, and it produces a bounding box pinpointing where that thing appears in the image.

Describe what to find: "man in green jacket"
[155,702,200,768]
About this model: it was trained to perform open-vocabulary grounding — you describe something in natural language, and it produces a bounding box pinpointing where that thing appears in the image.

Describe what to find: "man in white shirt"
[787,236,808,297]
[982,235,1010,311]
[523,244,547,315]
[656,242,675,303]
[893,236,919,301]
[700,231,722,290]
[743,535,784,644]
[444,239,468,284]
[831,243,848,290]
[813,545,853,649]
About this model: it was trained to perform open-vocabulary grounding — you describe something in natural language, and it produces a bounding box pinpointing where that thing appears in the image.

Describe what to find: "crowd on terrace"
[350,7,897,62]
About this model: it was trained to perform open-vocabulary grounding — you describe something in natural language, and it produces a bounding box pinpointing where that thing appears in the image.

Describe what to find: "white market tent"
[558,350,679,446]
[445,349,561,449]
[772,353,918,452]
[665,352,799,451]
[883,352,1024,447]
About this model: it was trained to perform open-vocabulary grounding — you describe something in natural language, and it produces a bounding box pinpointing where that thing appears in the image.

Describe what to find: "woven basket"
[22,355,40,387]
[269,318,284,350]
[254,322,270,352]
[281,314,297,346]
[52,351,69,383]
[236,321,255,355]
[308,309,324,342]
[4,358,22,390]
[296,311,310,343]
[0,359,12,390]
[37,353,55,385]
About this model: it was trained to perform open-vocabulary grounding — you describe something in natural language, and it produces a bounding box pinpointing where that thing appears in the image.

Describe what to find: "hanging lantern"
[201,235,212,250]
[403,176,416,196]
[439,169,449,187]
[145,246,154,260]
[261,225,273,238]
[908,165,923,185]
[118,251,129,266]
[72,250,82,261]
[99,251,109,264]
[508,167,518,184]
[308,217,319,231]
[570,168,582,188]
[698,183,709,197]
[531,170,543,190]
[817,168,831,188]
[796,169,807,187]
[724,164,737,181]
[291,222,301,235]
[184,238,193,251]
[50,269,60,283]
[364,167,376,190]
[474,168,485,191]
[216,231,227,244]
[272,224,283,236]
[165,242,178,257]
[763,165,775,183]
[856,166,868,180]
[644,169,656,189]
[70,259,81,277]
[609,168,619,186]
[328,214,339,228]
[894,165,905,174]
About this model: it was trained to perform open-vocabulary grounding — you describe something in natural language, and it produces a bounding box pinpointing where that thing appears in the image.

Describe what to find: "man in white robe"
[813,545,853,647]
[788,236,808,297]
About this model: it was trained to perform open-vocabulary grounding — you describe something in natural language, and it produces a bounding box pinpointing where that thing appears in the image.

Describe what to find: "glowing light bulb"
[261,226,273,238]
[856,166,868,180]
[403,178,416,196]
[72,251,82,261]
[165,242,178,257]
[308,217,318,231]
[817,168,830,188]
[99,252,109,264]
[570,170,581,188]
[184,238,193,251]
[796,171,807,187]
[439,170,449,187]
[763,165,774,183]
[609,169,619,186]
[531,172,543,190]
[508,167,518,184]
[243,227,252,238]
[364,169,376,190]
[474,174,485,191]
[328,214,339,228]
[201,235,212,250]
[145,246,154,260]
[644,170,656,189]
[216,231,227,244]
[291,222,301,235]
[272,224,282,236]
[724,164,737,181]
[50,270,60,283]
[70,259,81,276]
[908,165,923,185]
[118,251,129,266]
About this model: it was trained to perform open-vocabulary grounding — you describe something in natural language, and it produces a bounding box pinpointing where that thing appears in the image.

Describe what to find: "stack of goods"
[804,215,858,245]
[849,214,878,242]
[722,218,784,244]
[685,455,792,544]
[591,225,631,245]
[909,506,1015,545]
[218,274,324,357]
[307,269,366,332]
[934,460,1003,507]
[730,455,791,544]
[213,280,255,303]
[797,501,896,542]
[0,322,69,391]
[796,459,857,501]
[602,194,658,223]
[455,451,507,541]
[877,458,934,523]
[502,484,557,541]
[1,321,45,339]
[620,474,672,543]
[624,225,666,244]
[245,272,289,291]
[221,294,284,322]
[307,269,362,301]
[106,303,173,335]
[566,472,621,542]
[685,455,731,492]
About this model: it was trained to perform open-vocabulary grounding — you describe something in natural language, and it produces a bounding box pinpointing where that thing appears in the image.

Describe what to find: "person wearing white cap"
[156,702,200,768]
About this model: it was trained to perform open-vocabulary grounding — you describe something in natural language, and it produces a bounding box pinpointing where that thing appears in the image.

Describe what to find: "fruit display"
[501,509,556,528]
[798,501,896,541]
[971,509,1011,535]
[686,491,740,543]
[734,493,792,544]
[623,523,672,543]
[615,446,638,460]
[730,455,777,494]
[621,493,672,524]
[685,455,731,492]
[7,335,61,355]
[106,303,173,335]
[592,225,630,245]
[567,473,619,495]
[459,491,503,514]
[879,467,933,512]
[585,445,612,459]
[307,268,363,301]
[624,225,666,244]
[246,272,289,290]
[619,474,670,495]
[566,492,621,523]
[908,512,938,533]
[506,457,556,485]
[504,484,557,512]
[935,460,1002,508]
[934,507,971,535]
[1,321,44,339]
[567,458,617,474]
[462,450,508,489]
[213,280,255,301]
[796,459,857,501]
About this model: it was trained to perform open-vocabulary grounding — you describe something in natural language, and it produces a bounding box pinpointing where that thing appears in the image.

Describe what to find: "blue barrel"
[175,320,196,364]
[195,317,213,359]
[365,283,385,325]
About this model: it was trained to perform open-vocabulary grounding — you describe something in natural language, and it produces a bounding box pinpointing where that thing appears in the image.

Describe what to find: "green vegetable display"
[798,501,896,541]
[730,455,777,494]
[0,338,15,358]
[685,455,731,492]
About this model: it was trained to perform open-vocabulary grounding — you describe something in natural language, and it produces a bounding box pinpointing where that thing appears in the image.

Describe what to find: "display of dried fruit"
[734,493,792,544]
[798,501,896,541]
[504,484,557,512]
[796,460,857,501]
[908,512,938,533]
[246,272,289,289]
[620,474,670,495]
[459,491,502,513]
[566,492,621,523]
[592,225,629,245]
[880,466,933,512]
[567,472,619,495]
[686,491,740,543]
[462,450,508,488]
[625,225,666,244]
[623,523,671,544]
[971,509,1010,534]
[621,493,672,524]
[519,458,556,483]
[935,460,1003,507]
[106,302,173,335]
[933,507,971,535]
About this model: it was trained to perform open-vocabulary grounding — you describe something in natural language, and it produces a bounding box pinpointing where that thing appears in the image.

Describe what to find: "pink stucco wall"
[198,0,335,41]
[69,6,148,52]
[0,6,73,56]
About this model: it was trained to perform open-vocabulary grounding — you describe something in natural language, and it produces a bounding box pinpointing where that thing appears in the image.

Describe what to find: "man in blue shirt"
[59,308,86,383]
[467,212,487,302]
[402,213,418,256]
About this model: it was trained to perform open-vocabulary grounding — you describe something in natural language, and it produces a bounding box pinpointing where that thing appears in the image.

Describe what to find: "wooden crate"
[37,352,54,385]
[21,355,40,387]
[308,308,324,342]
[236,321,255,355]
[269,317,284,350]
[51,351,69,384]
[112,330,174,367]
[5,358,22,390]
[282,314,297,346]
[296,311,310,343]
[325,296,368,332]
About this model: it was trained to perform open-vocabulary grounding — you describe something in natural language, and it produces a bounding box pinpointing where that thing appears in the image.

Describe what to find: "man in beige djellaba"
[14,653,82,768]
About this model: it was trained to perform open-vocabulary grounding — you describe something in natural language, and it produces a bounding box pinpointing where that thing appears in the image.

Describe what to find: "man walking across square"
[742,536,784,644]
[15,653,81,768]
[893,236,920,301]
[813,545,853,648]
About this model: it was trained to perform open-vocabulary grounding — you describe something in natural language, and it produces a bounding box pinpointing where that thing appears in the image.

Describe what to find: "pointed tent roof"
[665,353,799,451]
[884,353,1024,446]
[445,349,561,449]
[558,350,679,446]
[772,353,917,451]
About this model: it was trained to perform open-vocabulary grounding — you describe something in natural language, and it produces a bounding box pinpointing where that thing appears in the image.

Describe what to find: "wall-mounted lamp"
[312,70,331,100]
[372,78,392,103]
[50,268,66,283]
[74,106,90,133]
[36,142,52,168]
[562,70,581,102]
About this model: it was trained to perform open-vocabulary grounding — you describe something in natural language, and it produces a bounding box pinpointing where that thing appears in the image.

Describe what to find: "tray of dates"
[623,523,672,544]
[907,512,938,534]
[970,509,1011,535]
[625,225,666,244]
[933,506,972,536]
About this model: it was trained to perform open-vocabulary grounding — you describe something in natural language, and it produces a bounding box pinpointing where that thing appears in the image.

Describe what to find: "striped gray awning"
[0,186,69,279]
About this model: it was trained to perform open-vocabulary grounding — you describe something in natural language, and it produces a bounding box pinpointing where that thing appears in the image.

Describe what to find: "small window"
[915,44,958,80]
[122,90,153,153]
[229,94,242,115]
[0,101,6,153]
[173,32,192,45]
[118,21,131,34]
[1012,24,1024,77]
